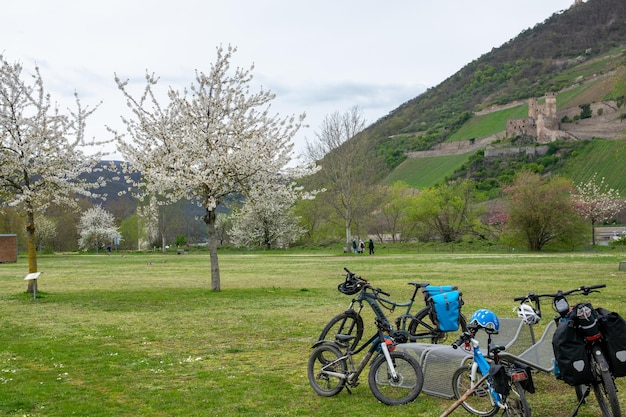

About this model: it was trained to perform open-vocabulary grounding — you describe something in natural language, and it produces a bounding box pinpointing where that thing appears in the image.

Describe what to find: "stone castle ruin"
[506,93,570,143]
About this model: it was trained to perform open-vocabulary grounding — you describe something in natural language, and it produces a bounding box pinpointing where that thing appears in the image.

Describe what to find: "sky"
[3,0,576,162]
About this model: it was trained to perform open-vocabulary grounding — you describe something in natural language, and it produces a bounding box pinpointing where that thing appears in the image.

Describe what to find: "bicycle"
[513,284,624,417]
[318,268,467,350]
[448,309,533,417]
[308,316,424,405]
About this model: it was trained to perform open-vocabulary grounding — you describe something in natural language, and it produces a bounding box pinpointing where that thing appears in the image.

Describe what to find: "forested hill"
[356,0,626,174]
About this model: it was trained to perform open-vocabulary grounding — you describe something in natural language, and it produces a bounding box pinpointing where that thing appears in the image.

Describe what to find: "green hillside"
[562,139,626,192]
[354,0,626,174]
[448,105,527,142]
[384,153,471,189]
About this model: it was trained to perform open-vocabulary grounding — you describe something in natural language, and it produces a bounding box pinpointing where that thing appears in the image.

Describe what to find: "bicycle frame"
[312,326,398,385]
[343,282,421,330]
[457,332,505,409]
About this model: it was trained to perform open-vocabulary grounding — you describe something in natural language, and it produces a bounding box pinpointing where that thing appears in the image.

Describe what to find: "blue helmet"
[469,309,500,334]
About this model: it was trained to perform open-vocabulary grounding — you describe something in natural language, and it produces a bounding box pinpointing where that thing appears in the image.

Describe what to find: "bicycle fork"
[380,342,399,380]
[470,361,506,410]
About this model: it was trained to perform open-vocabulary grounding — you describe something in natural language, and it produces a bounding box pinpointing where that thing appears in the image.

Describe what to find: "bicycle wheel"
[368,351,424,405]
[318,310,363,351]
[503,381,531,417]
[452,365,499,417]
[591,353,621,417]
[408,308,468,343]
[307,343,347,397]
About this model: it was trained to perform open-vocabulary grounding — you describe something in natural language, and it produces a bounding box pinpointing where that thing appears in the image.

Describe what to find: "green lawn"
[1,251,625,416]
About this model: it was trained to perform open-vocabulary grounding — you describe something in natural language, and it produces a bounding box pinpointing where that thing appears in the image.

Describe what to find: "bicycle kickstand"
[570,386,591,417]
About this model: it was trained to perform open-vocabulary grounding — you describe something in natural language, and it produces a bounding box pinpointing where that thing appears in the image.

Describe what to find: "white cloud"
[2,0,575,160]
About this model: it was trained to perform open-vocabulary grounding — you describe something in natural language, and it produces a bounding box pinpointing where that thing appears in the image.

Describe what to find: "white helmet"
[516,303,541,325]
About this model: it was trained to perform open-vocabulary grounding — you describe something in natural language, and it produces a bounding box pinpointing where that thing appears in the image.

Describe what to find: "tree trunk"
[25,211,38,293]
[591,219,596,246]
[345,211,351,252]
[204,208,221,291]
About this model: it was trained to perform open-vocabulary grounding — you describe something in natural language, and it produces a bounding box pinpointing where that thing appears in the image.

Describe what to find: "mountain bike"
[318,268,467,350]
[308,316,424,405]
[513,284,624,417]
[448,309,533,417]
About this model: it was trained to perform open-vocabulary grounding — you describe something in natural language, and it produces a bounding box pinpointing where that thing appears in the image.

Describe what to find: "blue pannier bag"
[426,286,461,332]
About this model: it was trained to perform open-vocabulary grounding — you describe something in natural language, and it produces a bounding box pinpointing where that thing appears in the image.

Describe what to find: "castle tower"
[544,92,557,118]
[528,98,538,119]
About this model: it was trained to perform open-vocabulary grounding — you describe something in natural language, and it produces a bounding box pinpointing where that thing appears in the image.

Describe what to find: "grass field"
[1,251,625,416]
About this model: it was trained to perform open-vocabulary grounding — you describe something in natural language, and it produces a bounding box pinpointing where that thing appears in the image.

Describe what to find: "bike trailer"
[425,285,462,332]
[552,315,595,386]
[596,307,626,377]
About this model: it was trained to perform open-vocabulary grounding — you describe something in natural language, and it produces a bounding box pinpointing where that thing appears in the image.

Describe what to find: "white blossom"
[111,45,317,290]
[230,181,307,249]
[78,205,121,252]
[0,54,112,283]
[573,173,626,245]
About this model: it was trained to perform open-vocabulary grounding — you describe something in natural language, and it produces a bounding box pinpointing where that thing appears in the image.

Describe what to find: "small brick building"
[0,234,18,262]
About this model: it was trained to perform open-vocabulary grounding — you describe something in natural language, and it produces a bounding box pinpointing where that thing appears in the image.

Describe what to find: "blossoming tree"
[78,205,121,253]
[113,45,315,291]
[574,173,626,245]
[0,55,109,292]
[230,181,308,249]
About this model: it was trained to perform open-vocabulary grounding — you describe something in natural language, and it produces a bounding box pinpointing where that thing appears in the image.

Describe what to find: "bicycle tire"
[307,343,347,397]
[368,351,424,405]
[318,310,364,351]
[408,307,468,343]
[503,381,531,417]
[451,365,499,417]
[591,352,621,417]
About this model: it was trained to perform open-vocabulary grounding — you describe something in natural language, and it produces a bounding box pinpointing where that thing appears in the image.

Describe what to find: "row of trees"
[1,48,624,293]
[0,47,317,292]
[298,108,625,252]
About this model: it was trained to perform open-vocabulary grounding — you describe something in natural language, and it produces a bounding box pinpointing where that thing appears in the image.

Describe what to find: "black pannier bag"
[488,364,510,396]
[596,307,626,377]
[552,316,595,386]
[511,362,535,394]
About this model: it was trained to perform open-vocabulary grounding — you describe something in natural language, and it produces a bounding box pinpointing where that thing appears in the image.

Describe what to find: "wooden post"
[439,374,489,417]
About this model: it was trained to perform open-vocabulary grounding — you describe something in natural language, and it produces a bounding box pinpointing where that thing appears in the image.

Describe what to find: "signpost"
[24,272,41,301]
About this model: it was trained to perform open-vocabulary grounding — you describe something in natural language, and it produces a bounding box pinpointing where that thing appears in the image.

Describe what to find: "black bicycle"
[308,317,424,405]
[514,284,624,417]
[318,268,467,350]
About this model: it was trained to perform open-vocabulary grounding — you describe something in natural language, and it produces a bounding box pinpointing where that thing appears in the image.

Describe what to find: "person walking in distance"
[368,239,375,255]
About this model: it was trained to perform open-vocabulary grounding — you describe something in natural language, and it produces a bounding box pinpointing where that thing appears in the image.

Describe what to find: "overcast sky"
[3,0,575,161]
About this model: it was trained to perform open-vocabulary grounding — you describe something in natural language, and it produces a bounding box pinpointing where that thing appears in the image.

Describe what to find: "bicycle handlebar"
[514,284,606,302]
[451,332,471,349]
[343,267,390,297]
